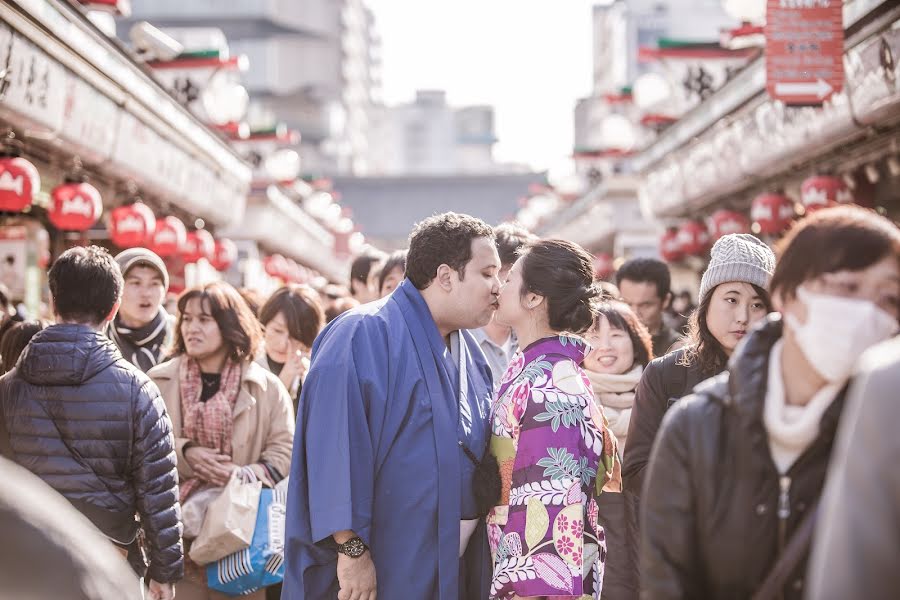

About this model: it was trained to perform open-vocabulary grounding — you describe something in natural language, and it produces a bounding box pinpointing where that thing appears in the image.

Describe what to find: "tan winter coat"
[148,356,295,484]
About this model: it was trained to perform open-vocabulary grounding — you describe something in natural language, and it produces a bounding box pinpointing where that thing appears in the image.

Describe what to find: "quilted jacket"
[0,324,183,583]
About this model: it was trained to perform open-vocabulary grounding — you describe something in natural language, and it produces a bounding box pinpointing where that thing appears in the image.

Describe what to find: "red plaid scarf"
[179,357,243,500]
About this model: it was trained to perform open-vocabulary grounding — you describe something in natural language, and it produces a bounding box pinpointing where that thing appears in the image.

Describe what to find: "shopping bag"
[182,487,222,540]
[206,478,289,596]
[189,471,262,565]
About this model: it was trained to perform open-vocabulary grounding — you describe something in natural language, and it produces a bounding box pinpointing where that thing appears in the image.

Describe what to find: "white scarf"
[584,365,643,448]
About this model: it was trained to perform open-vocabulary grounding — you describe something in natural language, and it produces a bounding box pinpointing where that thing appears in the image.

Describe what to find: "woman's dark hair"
[325,296,360,323]
[519,239,601,334]
[0,320,45,374]
[406,212,494,290]
[378,249,408,294]
[172,282,263,362]
[48,245,123,325]
[237,287,265,318]
[679,283,773,374]
[771,205,900,301]
[594,300,654,366]
[258,285,325,349]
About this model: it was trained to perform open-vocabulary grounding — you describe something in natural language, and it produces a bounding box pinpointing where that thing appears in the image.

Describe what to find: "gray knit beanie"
[698,233,775,303]
[114,247,169,291]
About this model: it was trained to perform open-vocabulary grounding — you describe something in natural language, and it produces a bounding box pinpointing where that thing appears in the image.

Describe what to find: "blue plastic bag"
[206,479,287,596]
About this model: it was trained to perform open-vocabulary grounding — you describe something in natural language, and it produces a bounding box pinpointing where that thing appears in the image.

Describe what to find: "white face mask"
[784,285,898,383]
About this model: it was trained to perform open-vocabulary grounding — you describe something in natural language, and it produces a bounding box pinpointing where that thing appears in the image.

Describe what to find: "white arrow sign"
[774,79,833,99]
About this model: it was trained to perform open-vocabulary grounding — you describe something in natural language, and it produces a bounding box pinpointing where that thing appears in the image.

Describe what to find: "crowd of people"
[0,205,898,600]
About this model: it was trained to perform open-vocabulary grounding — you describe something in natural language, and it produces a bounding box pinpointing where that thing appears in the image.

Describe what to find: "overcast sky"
[368,0,602,173]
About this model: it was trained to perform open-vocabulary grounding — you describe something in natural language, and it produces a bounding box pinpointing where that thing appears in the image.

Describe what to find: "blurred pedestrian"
[640,206,900,600]
[624,234,775,496]
[377,249,407,297]
[0,246,182,600]
[471,222,537,384]
[324,296,359,323]
[616,258,681,358]
[349,250,386,304]
[148,281,295,600]
[667,290,695,334]
[256,284,325,413]
[0,319,44,374]
[282,213,499,600]
[808,336,900,600]
[238,287,266,319]
[488,239,616,599]
[110,248,174,373]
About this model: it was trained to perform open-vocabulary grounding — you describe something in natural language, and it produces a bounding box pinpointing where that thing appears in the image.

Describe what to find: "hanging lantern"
[660,227,684,262]
[801,175,854,213]
[751,193,794,235]
[708,209,751,241]
[677,221,710,256]
[593,253,615,280]
[48,181,103,231]
[210,238,237,271]
[182,229,215,264]
[109,203,156,248]
[264,254,288,279]
[0,156,40,212]
[151,216,187,257]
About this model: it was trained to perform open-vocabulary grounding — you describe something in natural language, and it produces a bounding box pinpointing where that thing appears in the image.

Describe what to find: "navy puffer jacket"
[0,324,183,583]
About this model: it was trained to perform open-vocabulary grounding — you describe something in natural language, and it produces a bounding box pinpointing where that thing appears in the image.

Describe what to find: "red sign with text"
[766,0,844,105]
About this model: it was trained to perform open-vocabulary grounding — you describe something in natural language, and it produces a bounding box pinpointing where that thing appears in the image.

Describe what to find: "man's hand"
[147,580,175,600]
[183,446,236,486]
[336,551,376,600]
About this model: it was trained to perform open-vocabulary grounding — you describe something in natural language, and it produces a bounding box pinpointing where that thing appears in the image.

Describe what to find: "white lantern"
[633,72,673,112]
[721,0,766,24]
[600,115,637,151]
[264,149,301,182]
[201,72,249,125]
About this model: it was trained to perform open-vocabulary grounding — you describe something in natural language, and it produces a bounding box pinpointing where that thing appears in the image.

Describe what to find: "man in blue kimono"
[282,212,501,600]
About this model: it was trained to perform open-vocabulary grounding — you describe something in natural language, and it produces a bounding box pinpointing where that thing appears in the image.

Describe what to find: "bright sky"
[368,0,602,173]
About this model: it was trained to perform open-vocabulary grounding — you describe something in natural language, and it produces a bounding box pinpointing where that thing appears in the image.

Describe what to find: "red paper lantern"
[677,221,710,256]
[109,203,156,248]
[182,229,215,264]
[593,253,615,280]
[151,216,187,257]
[801,175,853,213]
[0,156,40,212]
[48,182,103,231]
[708,209,751,241]
[264,254,288,279]
[660,227,684,262]
[751,193,794,235]
[210,238,237,271]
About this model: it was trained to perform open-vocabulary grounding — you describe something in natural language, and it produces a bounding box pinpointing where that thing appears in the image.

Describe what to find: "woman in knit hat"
[624,233,776,497]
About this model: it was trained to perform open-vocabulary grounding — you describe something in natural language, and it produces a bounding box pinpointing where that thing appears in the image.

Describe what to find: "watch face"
[342,537,366,558]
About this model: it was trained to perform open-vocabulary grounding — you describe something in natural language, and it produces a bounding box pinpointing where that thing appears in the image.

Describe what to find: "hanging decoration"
[48,181,103,231]
[182,229,215,264]
[264,254,288,279]
[0,155,40,213]
[593,253,615,280]
[800,175,854,212]
[210,238,237,271]
[677,220,710,256]
[109,202,156,248]
[707,209,751,241]
[151,216,187,257]
[660,227,685,262]
[751,193,794,235]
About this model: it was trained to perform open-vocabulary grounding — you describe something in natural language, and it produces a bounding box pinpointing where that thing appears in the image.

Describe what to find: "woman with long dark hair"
[623,233,775,496]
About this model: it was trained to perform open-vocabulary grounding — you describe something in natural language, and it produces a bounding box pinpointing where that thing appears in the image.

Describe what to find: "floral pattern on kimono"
[487,335,620,600]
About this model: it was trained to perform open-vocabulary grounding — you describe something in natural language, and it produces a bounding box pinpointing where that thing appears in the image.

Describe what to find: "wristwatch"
[336,536,368,558]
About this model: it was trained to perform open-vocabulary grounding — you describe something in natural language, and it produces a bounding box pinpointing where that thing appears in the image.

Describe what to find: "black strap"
[751,500,820,600]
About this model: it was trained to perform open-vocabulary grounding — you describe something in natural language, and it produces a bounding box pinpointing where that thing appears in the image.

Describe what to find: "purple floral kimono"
[487,335,618,599]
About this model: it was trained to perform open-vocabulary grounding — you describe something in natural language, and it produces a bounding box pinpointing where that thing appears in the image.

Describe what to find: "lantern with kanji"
[593,253,615,280]
[708,209,750,241]
[801,175,854,213]
[109,203,156,248]
[210,238,237,271]
[0,156,40,212]
[264,254,288,279]
[751,193,794,235]
[677,220,710,256]
[182,229,215,264]
[151,216,187,257]
[48,181,102,231]
[660,227,684,262]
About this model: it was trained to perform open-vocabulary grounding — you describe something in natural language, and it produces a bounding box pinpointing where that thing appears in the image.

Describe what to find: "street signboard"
[766,0,845,105]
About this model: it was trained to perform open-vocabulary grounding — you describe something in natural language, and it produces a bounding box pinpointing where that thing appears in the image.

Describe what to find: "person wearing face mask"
[624,233,775,497]
[640,206,900,600]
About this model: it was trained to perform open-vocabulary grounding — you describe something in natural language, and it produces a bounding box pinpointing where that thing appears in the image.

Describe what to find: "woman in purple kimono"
[488,239,620,599]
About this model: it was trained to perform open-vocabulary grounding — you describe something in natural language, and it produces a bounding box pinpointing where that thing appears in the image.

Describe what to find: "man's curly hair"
[405,212,495,290]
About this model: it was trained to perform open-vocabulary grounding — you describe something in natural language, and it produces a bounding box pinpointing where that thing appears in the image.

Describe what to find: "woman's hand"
[278,341,309,391]
[184,445,237,486]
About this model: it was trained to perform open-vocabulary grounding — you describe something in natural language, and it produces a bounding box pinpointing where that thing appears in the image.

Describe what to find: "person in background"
[0,246,182,600]
[616,258,681,358]
[471,222,537,384]
[237,287,266,319]
[256,285,325,413]
[110,248,174,373]
[624,234,775,497]
[148,281,295,600]
[324,296,359,323]
[349,250,386,304]
[808,336,900,600]
[488,239,616,599]
[640,207,900,600]
[0,320,44,374]
[598,280,622,300]
[582,300,653,600]
[377,249,408,297]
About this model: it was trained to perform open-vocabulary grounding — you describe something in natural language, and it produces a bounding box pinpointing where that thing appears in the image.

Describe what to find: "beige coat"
[148,356,295,484]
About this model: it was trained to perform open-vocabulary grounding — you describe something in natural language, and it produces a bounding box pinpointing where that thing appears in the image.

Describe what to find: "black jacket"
[0,324,183,583]
[640,315,846,600]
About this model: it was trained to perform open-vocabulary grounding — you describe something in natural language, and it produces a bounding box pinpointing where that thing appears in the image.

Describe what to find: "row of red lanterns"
[263,254,310,284]
[660,175,858,262]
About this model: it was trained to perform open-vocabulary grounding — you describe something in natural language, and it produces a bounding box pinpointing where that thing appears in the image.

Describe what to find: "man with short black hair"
[0,245,182,600]
[348,250,386,304]
[616,257,682,357]
[283,212,500,600]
